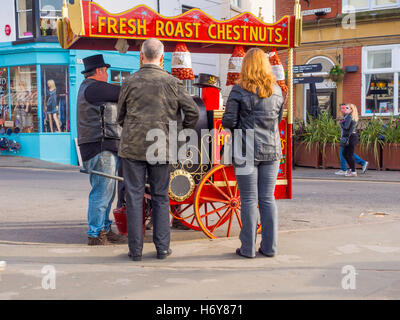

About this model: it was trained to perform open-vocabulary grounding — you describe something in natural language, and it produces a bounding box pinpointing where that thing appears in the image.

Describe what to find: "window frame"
[14,0,61,42]
[361,44,400,117]
[40,64,70,133]
[108,69,132,86]
[15,0,35,39]
[230,0,242,9]
[343,0,400,13]
[39,0,62,18]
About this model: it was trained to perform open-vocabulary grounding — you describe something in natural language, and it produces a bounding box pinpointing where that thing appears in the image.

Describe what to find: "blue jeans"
[83,151,119,238]
[340,146,365,171]
[234,160,280,257]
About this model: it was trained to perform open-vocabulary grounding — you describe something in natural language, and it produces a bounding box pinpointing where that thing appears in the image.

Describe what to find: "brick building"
[276,0,400,121]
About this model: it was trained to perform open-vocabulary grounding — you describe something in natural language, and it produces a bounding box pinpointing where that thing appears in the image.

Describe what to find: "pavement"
[1,155,399,181]
[0,155,399,299]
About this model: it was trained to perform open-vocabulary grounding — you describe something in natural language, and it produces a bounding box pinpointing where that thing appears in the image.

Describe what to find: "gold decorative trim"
[294,0,302,47]
[214,110,224,119]
[68,0,84,36]
[168,169,195,202]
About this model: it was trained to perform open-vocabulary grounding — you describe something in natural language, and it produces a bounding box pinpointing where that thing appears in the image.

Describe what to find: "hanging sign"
[293,76,324,84]
[293,63,322,74]
[82,3,295,48]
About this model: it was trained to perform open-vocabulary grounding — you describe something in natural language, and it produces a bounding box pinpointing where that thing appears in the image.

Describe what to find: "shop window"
[0,68,10,132]
[368,50,392,69]
[41,65,69,133]
[16,0,34,38]
[9,66,38,133]
[365,73,394,114]
[39,0,62,36]
[109,70,131,86]
[362,45,399,116]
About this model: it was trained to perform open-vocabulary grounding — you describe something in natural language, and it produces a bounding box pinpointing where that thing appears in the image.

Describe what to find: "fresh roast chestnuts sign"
[84,3,294,48]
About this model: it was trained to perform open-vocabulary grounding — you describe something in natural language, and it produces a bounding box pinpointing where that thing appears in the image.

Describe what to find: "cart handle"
[80,169,124,182]
[79,169,151,190]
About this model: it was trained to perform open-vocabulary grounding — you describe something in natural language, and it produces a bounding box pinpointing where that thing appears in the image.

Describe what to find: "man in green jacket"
[117,38,199,261]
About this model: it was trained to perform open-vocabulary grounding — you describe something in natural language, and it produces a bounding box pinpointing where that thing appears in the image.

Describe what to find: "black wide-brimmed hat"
[193,73,221,90]
[81,54,111,74]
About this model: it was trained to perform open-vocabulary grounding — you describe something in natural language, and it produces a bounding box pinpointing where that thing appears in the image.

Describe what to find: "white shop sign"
[302,8,332,16]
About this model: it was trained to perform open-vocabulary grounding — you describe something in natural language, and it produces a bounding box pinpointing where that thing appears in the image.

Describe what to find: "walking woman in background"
[340,103,359,177]
[222,48,284,258]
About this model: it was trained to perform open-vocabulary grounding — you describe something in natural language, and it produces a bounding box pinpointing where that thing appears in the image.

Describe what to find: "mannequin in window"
[46,79,61,132]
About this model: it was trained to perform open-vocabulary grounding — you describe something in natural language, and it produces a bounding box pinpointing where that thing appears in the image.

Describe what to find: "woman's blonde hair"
[238,48,276,98]
[47,79,56,91]
[348,103,359,122]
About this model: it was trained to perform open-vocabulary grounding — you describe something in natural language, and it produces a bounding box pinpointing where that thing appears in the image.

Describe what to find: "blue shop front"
[0,41,172,165]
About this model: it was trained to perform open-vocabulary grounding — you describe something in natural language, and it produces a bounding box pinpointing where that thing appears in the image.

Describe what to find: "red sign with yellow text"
[83,2,295,48]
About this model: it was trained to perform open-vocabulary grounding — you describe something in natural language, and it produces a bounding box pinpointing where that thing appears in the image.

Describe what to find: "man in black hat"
[77,54,126,246]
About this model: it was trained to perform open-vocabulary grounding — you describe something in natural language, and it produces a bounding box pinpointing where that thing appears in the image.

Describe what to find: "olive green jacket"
[117,64,199,162]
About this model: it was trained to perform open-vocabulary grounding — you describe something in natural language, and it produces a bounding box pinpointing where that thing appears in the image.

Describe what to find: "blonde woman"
[222,48,284,258]
[46,79,61,132]
[340,103,359,177]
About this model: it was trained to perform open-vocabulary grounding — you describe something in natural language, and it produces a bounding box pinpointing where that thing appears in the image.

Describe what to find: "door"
[306,88,337,119]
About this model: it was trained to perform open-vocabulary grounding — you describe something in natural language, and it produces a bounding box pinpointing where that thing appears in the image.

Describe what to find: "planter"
[382,143,400,170]
[321,143,341,169]
[356,144,382,170]
[294,141,320,168]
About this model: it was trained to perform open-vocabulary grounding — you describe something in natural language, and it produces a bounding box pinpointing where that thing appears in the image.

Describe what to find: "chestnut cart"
[62,0,303,239]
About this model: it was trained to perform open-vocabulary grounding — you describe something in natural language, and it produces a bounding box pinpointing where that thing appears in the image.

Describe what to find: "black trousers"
[121,158,170,256]
[342,134,358,172]
[117,164,125,208]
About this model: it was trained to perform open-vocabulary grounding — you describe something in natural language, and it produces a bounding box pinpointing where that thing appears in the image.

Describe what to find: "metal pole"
[287,48,294,199]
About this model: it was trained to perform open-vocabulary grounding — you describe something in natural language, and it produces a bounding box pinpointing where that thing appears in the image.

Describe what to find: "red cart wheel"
[169,203,234,231]
[194,164,261,239]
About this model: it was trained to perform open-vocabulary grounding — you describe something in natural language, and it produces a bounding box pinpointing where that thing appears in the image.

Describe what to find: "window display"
[365,73,394,114]
[39,0,62,36]
[363,45,399,116]
[10,66,38,133]
[41,65,69,132]
[0,68,9,132]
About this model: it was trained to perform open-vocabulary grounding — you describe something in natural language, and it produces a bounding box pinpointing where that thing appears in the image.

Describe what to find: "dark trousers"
[121,158,170,256]
[342,134,358,172]
[117,164,125,208]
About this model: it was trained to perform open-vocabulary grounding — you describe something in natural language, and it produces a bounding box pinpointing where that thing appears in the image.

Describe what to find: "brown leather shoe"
[106,228,128,244]
[88,231,109,246]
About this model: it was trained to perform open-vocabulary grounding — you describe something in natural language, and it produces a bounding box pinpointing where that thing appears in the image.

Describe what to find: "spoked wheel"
[169,203,235,231]
[170,204,200,230]
[194,164,261,239]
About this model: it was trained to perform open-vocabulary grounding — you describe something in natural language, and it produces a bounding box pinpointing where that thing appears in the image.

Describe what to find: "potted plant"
[318,111,341,169]
[359,116,384,170]
[293,116,320,168]
[329,65,345,82]
[381,117,400,170]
